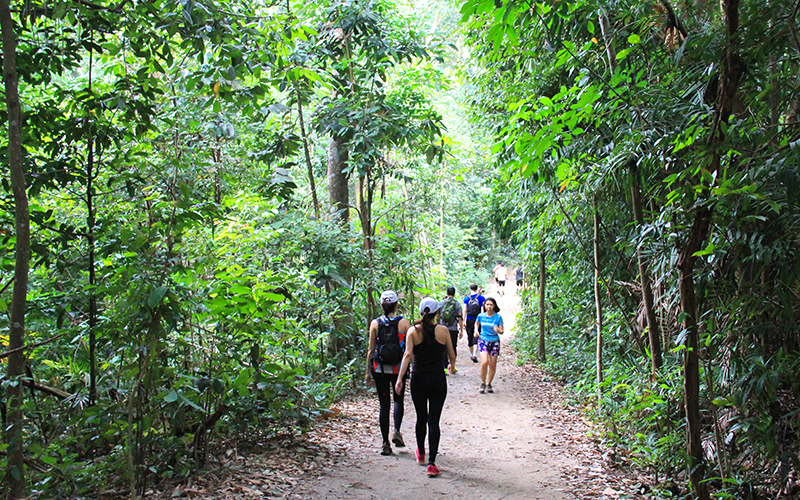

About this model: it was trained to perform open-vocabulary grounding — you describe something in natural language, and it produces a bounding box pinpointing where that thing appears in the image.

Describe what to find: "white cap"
[380,290,399,304]
[419,297,440,315]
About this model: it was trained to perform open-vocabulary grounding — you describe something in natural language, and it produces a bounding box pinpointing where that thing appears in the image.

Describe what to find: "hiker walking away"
[463,284,485,363]
[476,297,504,394]
[515,266,524,292]
[494,261,507,296]
[365,290,410,456]
[395,297,456,478]
[439,286,463,374]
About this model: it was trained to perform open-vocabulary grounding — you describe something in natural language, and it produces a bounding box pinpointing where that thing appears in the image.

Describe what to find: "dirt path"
[154,283,648,500]
[287,284,639,500]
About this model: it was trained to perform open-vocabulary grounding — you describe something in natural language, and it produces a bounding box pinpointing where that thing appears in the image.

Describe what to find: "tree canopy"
[1,0,799,498]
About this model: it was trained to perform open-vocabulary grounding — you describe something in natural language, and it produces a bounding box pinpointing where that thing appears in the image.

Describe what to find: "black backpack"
[466,295,482,317]
[374,316,403,365]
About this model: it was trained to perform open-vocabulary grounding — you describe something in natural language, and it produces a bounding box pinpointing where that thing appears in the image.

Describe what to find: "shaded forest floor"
[152,285,653,499]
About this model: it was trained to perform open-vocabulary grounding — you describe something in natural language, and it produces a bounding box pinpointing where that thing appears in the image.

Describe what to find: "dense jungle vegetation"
[0,0,798,498]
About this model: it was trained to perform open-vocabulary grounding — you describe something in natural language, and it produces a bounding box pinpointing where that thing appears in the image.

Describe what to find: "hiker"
[438,286,463,374]
[365,290,410,456]
[493,261,507,296]
[476,297,504,394]
[463,284,485,363]
[515,266,524,290]
[395,297,456,478]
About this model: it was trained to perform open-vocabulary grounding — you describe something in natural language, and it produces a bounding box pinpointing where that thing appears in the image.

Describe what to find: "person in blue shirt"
[462,284,485,363]
[475,297,504,394]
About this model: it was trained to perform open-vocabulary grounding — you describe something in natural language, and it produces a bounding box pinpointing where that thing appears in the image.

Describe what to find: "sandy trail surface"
[291,283,592,499]
[151,282,647,500]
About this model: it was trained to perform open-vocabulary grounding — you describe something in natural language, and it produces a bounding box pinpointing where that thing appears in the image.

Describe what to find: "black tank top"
[412,326,446,374]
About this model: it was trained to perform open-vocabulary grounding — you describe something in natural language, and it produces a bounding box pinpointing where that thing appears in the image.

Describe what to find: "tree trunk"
[630,159,662,374]
[87,46,98,406]
[538,251,546,362]
[325,136,353,356]
[678,208,711,500]
[1,0,31,495]
[296,84,320,219]
[327,137,349,223]
[598,8,617,74]
[593,201,603,392]
[357,172,377,322]
[678,3,744,499]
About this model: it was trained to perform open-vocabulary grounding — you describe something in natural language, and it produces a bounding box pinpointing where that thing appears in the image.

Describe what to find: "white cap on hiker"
[380,290,399,304]
[419,297,440,315]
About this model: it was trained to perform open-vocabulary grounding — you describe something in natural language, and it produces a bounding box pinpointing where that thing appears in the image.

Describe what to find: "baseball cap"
[380,290,399,304]
[419,297,440,315]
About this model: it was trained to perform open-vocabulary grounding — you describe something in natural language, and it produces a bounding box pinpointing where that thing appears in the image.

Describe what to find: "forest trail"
[286,282,636,500]
[150,282,646,500]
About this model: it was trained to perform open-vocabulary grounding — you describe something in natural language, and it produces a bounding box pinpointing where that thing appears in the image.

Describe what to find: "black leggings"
[410,373,447,465]
[466,317,477,347]
[442,329,458,369]
[373,371,406,444]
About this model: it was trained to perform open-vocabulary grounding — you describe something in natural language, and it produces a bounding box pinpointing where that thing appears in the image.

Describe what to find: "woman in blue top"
[475,297,503,394]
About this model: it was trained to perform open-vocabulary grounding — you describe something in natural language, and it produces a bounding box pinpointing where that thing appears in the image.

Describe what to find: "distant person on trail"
[476,297,504,394]
[463,284,485,363]
[439,286,463,374]
[515,266,524,289]
[493,261,507,296]
[395,297,456,478]
[365,290,410,456]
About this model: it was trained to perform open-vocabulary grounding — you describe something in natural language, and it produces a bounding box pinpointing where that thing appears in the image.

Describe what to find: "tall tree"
[1,0,30,494]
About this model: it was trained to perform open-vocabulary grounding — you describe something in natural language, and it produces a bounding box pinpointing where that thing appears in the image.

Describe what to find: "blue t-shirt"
[463,294,486,319]
[477,312,503,342]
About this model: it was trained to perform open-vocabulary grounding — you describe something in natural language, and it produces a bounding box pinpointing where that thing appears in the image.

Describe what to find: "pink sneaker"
[415,448,425,465]
[426,464,440,477]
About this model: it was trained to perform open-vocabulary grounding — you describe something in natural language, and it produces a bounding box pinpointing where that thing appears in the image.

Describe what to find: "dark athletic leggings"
[410,373,447,465]
[442,329,458,369]
[466,317,478,347]
[373,371,406,444]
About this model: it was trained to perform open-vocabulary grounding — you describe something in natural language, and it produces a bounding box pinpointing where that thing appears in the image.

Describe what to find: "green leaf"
[148,286,168,309]
[164,390,178,403]
[628,34,641,44]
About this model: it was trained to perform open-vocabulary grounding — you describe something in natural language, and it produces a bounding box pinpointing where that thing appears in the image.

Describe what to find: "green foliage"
[465,0,800,496]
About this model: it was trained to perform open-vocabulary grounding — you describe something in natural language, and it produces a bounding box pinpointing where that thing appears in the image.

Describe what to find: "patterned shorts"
[478,339,500,356]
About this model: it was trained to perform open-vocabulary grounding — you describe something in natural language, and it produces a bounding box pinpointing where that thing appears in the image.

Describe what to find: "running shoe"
[381,442,392,456]
[415,448,425,465]
[427,464,440,477]
[392,430,405,448]
[471,356,478,363]
[487,384,494,393]
[479,383,486,394]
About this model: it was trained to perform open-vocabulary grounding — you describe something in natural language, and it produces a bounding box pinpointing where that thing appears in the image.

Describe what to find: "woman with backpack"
[475,297,504,394]
[395,297,456,478]
[365,290,411,456]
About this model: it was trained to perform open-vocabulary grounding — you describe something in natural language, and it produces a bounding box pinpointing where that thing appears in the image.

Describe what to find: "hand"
[365,372,372,385]
[394,381,403,395]
[458,330,463,339]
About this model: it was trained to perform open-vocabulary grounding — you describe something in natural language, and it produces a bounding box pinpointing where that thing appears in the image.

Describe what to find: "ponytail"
[414,312,437,343]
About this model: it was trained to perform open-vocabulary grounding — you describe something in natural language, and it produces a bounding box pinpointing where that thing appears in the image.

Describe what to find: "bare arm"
[495,315,504,335]
[365,320,378,384]
[395,327,417,394]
